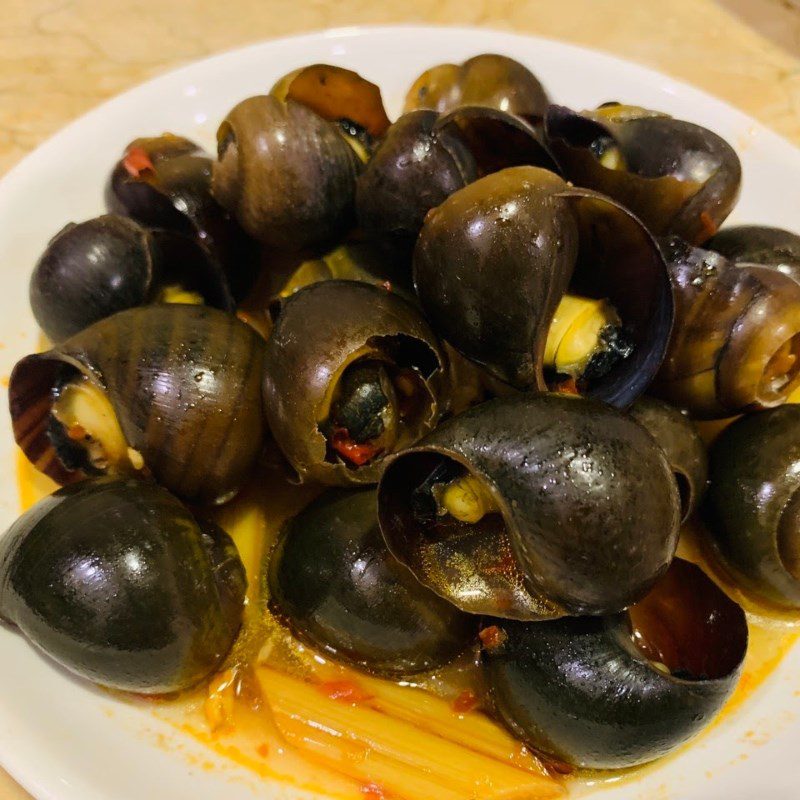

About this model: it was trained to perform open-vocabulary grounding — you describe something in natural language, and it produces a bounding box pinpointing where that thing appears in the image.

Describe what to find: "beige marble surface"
[2,0,800,179]
[2,1,800,798]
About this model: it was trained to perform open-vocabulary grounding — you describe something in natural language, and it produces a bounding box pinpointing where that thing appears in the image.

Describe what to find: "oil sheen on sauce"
[15,450,799,800]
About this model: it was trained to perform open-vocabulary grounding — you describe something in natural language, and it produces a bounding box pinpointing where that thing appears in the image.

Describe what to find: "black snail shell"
[654,237,800,418]
[356,108,555,251]
[403,54,549,124]
[29,214,234,343]
[707,224,800,283]
[434,104,558,177]
[269,488,474,676]
[544,104,741,244]
[263,280,447,486]
[378,393,681,620]
[481,559,747,769]
[413,165,673,407]
[212,95,361,251]
[629,396,707,521]
[106,134,258,299]
[704,405,800,608]
[355,110,478,248]
[0,478,246,694]
[9,304,265,504]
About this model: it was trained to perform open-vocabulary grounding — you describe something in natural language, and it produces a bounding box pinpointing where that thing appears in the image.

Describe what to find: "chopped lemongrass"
[204,668,237,734]
[258,667,563,800]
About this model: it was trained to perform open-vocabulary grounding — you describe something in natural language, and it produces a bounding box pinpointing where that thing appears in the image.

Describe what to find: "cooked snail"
[263,280,447,485]
[404,53,549,123]
[481,558,747,768]
[29,214,234,342]
[629,396,707,521]
[434,104,557,176]
[704,405,800,608]
[355,110,478,248]
[708,224,800,283]
[378,393,680,620]
[106,134,258,299]
[9,304,265,504]
[270,63,390,156]
[654,237,800,418]
[414,165,673,406]
[0,478,246,693]
[212,95,361,250]
[269,488,473,676]
[356,107,554,248]
[545,104,741,244]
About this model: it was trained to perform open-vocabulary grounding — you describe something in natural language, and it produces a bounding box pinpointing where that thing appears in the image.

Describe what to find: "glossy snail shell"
[9,304,265,504]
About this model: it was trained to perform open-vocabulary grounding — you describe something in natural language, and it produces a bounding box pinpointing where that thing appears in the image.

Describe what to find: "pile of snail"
[4,54,800,773]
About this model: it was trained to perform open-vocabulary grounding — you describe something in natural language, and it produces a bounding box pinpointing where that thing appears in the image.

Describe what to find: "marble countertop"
[2,0,800,797]
[3,0,800,178]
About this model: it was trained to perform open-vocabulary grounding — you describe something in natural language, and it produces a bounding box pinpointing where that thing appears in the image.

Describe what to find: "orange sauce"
[14,450,800,799]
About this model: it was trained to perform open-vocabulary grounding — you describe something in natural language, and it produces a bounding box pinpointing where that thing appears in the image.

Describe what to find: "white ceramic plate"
[0,24,799,800]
